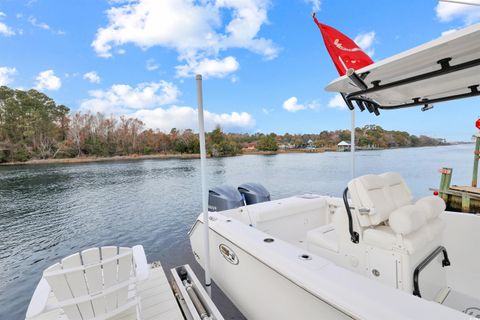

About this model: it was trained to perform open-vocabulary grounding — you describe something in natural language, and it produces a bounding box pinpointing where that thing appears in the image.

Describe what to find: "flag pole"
[196,74,212,296]
[351,108,356,179]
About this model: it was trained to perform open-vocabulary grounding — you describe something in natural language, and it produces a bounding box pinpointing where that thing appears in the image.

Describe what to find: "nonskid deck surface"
[30,262,184,320]
[443,289,480,318]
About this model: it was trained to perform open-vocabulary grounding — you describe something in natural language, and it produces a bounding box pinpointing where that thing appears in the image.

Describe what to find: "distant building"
[306,139,316,150]
[337,141,351,152]
[242,142,257,151]
[279,143,295,150]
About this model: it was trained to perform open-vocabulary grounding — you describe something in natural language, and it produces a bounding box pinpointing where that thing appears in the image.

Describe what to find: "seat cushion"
[389,204,426,235]
[381,172,412,208]
[306,224,339,252]
[353,175,396,226]
[416,196,446,220]
[364,225,430,254]
[363,225,397,251]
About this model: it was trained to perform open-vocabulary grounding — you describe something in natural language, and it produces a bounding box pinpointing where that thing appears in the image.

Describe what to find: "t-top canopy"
[325,23,480,115]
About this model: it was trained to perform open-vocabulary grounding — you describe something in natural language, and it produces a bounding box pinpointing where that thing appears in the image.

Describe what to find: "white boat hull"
[189,219,352,320]
[189,195,475,320]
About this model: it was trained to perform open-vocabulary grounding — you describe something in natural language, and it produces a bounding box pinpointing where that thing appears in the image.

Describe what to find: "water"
[0,144,473,319]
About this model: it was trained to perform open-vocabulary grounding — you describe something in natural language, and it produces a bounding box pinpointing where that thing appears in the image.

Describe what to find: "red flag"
[313,14,373,76]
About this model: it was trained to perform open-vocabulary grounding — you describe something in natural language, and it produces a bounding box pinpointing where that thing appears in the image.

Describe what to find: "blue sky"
[0,0,479,140]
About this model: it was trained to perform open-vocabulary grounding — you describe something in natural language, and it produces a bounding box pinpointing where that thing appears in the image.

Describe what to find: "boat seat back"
[348,174,396,227]
[380,172,412,208]
[348,172,446,254]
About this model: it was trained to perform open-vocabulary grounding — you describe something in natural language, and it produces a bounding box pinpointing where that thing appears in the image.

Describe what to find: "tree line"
[0,86,446,163]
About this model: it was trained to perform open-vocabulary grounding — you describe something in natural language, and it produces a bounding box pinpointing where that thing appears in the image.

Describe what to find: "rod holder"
[346,68,368,91]
[355,100,365,111]
[341,93,355,110]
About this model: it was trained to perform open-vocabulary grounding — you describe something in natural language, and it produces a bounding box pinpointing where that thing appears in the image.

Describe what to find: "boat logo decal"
[333,39,361,52]
[219,244,239,265]
[464,307,480,318]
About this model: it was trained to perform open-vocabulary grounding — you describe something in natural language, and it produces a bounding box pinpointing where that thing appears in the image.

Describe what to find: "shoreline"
[0,153,201,166]
[0,144,465,166]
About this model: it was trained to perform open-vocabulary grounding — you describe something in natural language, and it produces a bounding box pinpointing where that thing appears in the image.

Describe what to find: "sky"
[0,0,479,141]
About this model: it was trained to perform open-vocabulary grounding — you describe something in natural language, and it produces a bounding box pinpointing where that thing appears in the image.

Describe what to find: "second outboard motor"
[208,185,243,212]
[238,183,270,205]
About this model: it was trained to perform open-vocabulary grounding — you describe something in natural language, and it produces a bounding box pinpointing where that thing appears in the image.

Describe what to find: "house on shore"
[306,139,316,150]
[279,143,295,150]
[337,141,351,152]
[242,142,257,152]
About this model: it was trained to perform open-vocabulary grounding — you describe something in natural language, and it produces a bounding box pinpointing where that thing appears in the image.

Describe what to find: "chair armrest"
[26,278,51,319]
[132,245,149,281]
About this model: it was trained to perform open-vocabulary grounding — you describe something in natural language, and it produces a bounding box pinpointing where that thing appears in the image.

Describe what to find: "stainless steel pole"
[351,108,356,179]
[196,74,212,296]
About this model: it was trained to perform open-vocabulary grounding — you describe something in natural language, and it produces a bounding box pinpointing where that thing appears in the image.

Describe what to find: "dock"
[432,167,480,213]
[430,133,480,213]
[30,262,184,320]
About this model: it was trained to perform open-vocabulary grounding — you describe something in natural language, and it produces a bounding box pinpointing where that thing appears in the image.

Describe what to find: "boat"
[189,18,480,320]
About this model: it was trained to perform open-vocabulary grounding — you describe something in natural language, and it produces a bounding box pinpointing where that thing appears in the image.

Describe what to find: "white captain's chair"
[347,172,450,299]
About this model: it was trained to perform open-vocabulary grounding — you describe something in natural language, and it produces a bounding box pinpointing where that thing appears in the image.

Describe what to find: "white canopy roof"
[338,141,350,146]
[325,23,480,112]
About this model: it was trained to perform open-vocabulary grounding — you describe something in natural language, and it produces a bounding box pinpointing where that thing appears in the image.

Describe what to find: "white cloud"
[305,0,321,11]
[34,70,61,91]
[133,106,255,132]
[436,1,480,24]
[328,94,347,110]
[28,16,65,35]
[283,97,305,112]
[146,58,159,71]
[262,107,274,115]
[282,96,319,112]
[83,71,101,83]
[92,0,278,78]
[0,66,16,86]
[29,16,49,30]
[80,79,255,131]
[0,12,15,36]
[80,81,180,114]
[175,56,239,78]
[0,22,15,36]
[354,31,376,57]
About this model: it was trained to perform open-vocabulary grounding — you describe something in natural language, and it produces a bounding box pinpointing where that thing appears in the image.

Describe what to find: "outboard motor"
[238,183,270,205]
[208,185,243,212]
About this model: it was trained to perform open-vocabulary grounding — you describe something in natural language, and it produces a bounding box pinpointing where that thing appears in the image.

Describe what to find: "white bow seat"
[306,224,339,253]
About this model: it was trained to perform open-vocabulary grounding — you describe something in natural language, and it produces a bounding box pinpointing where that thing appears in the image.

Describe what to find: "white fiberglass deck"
[29,262,184,320]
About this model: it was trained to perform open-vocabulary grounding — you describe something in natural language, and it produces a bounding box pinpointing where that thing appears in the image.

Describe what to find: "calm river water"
[0,144,474,319]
